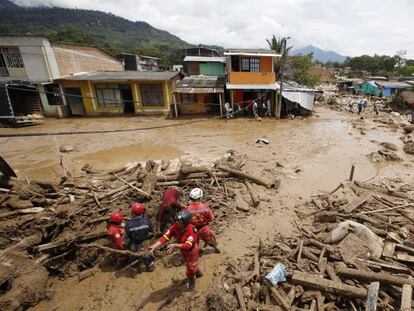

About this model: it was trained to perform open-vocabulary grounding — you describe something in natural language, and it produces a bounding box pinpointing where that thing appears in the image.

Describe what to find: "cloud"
[12,0,414,58]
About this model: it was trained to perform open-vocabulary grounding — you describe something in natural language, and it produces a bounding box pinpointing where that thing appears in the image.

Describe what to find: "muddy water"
[3,108,411,310]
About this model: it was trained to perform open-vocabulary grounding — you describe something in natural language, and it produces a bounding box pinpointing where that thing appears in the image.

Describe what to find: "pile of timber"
[0,154,279,310]
[224,179,413,311]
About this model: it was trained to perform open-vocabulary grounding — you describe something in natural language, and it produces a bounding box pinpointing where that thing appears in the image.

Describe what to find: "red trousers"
[197,225,217,246]
[181,243,199,278]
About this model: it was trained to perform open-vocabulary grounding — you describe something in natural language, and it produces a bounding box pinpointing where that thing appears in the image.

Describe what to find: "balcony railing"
[0,67,9,76]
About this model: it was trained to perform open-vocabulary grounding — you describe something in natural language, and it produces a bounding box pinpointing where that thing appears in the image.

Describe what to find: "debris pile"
[220,178,413,311]
[0,152,280,310]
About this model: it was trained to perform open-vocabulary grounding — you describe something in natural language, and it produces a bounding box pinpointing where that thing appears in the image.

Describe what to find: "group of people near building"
[347,98,381,116]
[224,96,272,119]
[106,187,219,289]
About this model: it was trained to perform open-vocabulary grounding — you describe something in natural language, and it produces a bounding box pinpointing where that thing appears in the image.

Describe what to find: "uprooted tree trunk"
[141,160,159,196]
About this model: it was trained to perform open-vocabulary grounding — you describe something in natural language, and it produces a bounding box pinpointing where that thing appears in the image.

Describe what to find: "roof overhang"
[174,87,224,94]
[226,83,279,90]
[183,56,226,63]
[224,52,281,57]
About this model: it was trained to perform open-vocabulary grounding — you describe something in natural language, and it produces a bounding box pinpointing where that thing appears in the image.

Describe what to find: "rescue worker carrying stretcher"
[157,188,184,233]
[147,210,201,289]
[185,188,220,253]
[106,212,126,263]
[124,202,155,271]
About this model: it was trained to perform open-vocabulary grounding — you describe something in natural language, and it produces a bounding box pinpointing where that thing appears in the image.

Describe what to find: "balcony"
[0,67,9,76]
[228,71,275,85]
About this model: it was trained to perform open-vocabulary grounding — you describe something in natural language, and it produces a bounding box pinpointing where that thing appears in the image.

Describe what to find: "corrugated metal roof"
[374,81,412,89]
[183,56,226,63]
[174,87,224,94]
[55,71,181,81]
[176,76,224,89]
[226,83,279,90]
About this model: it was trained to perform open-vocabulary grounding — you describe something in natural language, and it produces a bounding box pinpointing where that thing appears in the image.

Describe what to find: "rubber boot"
[196,269,203,278]
[187,276,196,290]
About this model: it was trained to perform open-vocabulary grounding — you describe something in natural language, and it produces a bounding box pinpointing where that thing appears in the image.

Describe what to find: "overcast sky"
[13,0,414,58]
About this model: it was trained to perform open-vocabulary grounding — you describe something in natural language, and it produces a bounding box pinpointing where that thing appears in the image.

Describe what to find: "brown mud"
[0,106,413,310]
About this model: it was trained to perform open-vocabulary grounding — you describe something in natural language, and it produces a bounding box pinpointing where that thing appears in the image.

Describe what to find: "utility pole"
[276,37,288,119]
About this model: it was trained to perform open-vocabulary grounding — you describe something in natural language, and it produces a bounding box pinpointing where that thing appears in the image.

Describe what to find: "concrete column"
[219,92,223,117]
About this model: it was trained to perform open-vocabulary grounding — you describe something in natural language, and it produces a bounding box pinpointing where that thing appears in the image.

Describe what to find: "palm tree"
[266,35,293,54]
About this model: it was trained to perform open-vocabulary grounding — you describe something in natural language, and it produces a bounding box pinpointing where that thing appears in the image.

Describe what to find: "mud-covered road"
[1,107,413,310]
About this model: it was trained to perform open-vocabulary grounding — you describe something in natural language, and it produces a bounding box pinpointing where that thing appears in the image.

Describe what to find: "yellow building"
[225,49,281,116]
[55,71,182,116]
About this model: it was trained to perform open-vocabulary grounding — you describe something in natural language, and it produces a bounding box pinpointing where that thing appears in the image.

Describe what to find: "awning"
[226,83,279,90]
[174,87,224,94]
[278,81,316,111]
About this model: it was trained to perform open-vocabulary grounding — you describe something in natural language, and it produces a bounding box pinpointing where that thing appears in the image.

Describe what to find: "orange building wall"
[260,56,272,72]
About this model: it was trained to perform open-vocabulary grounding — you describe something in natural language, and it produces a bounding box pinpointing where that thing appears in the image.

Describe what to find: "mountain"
[0,1,193,63]
[292,45,347,63]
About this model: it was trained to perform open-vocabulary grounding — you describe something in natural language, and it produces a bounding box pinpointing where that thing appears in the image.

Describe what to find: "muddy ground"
[1,106,413,310]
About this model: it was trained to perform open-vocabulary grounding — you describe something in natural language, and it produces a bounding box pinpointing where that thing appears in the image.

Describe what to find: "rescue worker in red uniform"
[186,188,220,253]
[147,211,200,289]
[157,188,184,233]
[106,212,125,262]
[124,203,155,271]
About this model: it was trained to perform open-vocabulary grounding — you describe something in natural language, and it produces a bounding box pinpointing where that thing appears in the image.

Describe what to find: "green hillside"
[0,2,193,64]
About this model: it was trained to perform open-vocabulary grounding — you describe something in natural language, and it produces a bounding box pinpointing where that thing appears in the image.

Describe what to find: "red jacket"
[107,224,124,250]
[185,201,214,228]
[159,188,183,222]
[159,223,199,251]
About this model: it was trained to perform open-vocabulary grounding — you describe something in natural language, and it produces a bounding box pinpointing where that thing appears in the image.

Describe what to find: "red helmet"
[131,202,145,215]
[109,212,124,224]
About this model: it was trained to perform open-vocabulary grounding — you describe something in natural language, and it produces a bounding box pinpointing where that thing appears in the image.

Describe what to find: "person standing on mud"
[124,203,155,271]
[147,211,201,289]
[357,100,363,114]
[106,212,126,263]
[185,188,220,253]
[265,97,272,116]
[157,188,184,233]
[348,100,354,113]
[374,101,380,116]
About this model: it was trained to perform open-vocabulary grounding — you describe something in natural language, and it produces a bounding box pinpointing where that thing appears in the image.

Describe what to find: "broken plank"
[382,241,396,258]
[244,181,260,207]
[235,284,247,311]
[355,258,409,274]
[326,264,342,284]
[336,266,414,286]
[396,252,414,264]
[401,284,412,311]
[217,165,272,188]
[290,271,367,298]
[265,281,292,311]
[343,194,370,213]
[365,282,379,311]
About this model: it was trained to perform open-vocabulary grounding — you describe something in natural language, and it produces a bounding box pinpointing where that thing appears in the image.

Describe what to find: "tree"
[266,35,293,54]
[288,53,320,87]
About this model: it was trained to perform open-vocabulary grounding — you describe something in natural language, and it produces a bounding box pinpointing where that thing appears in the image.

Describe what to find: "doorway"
[120,85,134,114]
[64,88,86,115]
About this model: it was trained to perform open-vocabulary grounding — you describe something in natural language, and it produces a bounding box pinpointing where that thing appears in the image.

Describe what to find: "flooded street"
[1,107,413,311]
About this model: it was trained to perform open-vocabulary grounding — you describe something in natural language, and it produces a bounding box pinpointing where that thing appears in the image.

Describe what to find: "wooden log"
[217,165,272,188]
[349,165,355,181]
[84,184,130,204]
[336,266,414,286]
[365,282,379,311]
[290,271,367,298]
[78,267,97,282]
[396,252,414,264]
[161,159,171,171]
[235,284,247,311]
[265,282,292,311]
[297,240,304,263]
[401,284,412,311]
[326,264,341,284]
[354,181,413,201]
[37,231,107,252]
[141,160,159,195]
[243,253,260,285]
[0,207,44,220]
[80,243,145,258]
[355,258,409,274]
[316,291,324,311]
[113,174,150,198]
[156,172,229,182]
[302,248,319,263]
[307,239,335,254]
[245,181,260,207]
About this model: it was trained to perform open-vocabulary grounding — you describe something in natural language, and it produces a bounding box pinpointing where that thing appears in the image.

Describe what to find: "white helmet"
[190,188,203,200]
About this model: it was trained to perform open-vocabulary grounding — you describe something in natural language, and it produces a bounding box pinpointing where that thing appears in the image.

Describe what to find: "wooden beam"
[336,267,414,287]
[396,252,414,264]
[401,284,412,311]
[235,284,247,311]
[290,271,367,298]
[365,282,379,311]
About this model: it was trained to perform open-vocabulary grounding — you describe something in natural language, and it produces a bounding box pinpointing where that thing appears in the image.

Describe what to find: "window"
[95,84,122,107]
[181,93,197,104]
[140,84,164,106]
[0,47,24,68]
[241,57,260,72]
[44,84,64,106]
[231,56,240,71]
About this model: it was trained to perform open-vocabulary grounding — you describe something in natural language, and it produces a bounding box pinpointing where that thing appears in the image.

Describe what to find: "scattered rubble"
[217,177,413,311]
[0,152,280,310]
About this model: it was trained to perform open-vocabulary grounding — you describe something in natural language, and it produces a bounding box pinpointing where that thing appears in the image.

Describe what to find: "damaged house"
[225,49,280,116]
[0,35,124,122]
[173,47,225,115]
[280,81,316,117]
